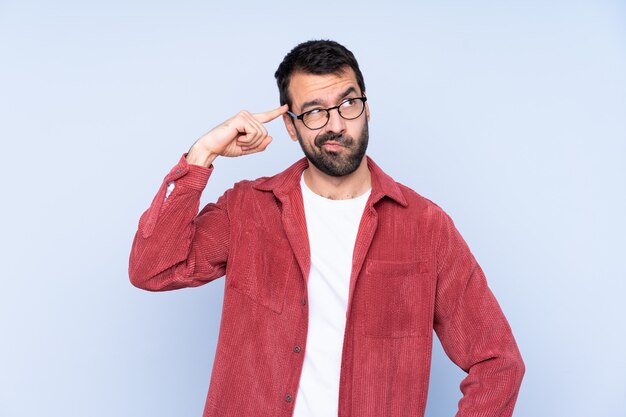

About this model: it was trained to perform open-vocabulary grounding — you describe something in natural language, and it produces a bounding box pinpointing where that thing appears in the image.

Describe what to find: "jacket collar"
[252,156,408,207]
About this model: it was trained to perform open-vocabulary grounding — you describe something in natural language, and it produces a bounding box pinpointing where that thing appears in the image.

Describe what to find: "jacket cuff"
[164,153,213,190]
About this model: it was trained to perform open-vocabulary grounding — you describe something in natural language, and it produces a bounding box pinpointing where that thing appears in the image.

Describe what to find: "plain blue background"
[1,1,625,416]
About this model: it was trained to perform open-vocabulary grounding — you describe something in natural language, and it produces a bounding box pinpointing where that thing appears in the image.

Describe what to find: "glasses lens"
[338,98,365,120]
[302,109,328,130]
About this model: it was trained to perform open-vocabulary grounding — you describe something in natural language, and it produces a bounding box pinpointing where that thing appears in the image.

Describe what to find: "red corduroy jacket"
[129,154,524,417]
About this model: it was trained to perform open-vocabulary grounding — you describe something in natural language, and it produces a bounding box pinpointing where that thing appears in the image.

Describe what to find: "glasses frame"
[287,96,368,130]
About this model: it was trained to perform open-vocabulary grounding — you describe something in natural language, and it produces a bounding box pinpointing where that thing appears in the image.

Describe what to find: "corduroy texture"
[129,154,525,417]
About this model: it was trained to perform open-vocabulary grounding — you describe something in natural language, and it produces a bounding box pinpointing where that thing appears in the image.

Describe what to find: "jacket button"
[300,298,306,306]
[285,394,293,403]
[294,345,301,353]
[175,169,182,174]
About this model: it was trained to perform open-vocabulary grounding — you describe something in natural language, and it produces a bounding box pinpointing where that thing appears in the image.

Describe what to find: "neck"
[303,157,371,200]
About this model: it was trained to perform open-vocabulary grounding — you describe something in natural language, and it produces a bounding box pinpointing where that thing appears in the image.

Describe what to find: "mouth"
[321,141,344,151]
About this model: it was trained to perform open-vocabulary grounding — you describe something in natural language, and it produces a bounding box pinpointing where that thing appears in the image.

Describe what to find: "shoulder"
[228,158,307,197]
[367,156,445,219]
[391,179,450,223]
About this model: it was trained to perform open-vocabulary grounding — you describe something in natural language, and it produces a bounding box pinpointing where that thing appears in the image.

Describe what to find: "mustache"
[315,133,353,147]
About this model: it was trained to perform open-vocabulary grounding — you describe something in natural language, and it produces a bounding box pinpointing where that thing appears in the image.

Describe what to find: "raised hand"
[186,105,289,167]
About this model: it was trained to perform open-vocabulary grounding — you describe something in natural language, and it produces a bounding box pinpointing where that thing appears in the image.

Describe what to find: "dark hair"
[274,40,366,108]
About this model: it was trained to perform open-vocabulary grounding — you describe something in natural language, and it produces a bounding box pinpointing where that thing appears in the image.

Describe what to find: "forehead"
[288,67,360,110]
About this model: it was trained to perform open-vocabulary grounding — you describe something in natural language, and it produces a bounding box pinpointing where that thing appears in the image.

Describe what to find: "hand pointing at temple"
[186,104,289,168]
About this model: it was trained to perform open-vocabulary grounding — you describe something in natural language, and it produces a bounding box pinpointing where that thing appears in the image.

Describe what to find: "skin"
[186,66,371,200]
[282,68,371,199]
[186,106,288,167]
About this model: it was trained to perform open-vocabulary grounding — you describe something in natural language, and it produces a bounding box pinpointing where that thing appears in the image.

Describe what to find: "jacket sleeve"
[433,211,525,417]
[128,154,230,291]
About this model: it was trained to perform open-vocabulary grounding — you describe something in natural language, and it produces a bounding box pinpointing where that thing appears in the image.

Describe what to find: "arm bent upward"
[128,155,230,291]
[129,104,288,290]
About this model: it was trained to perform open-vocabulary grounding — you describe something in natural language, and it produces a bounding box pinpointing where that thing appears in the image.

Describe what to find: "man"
[129,40,524,417]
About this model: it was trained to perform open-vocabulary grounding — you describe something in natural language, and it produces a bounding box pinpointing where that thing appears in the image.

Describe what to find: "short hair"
[274,39,366,108]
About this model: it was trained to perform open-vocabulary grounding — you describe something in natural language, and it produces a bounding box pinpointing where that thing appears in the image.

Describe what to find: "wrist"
[186,146,217,168]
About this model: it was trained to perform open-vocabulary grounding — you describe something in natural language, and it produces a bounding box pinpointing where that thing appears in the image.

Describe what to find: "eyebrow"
[300,86,358,112]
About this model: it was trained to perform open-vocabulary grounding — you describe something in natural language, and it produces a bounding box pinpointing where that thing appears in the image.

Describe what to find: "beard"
[295,121,369,177]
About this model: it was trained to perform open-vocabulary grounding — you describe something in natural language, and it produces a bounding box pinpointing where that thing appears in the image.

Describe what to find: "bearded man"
[129,39,524,417]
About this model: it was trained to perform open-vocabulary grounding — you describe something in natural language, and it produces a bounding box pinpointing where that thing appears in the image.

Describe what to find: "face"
[283,67,370,177]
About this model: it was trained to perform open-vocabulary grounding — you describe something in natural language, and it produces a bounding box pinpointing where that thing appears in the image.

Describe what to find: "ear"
[363,93,370,122]
[283,114,299,142]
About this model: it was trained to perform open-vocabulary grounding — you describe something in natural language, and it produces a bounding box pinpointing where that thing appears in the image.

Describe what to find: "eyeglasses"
[287,96,367,130]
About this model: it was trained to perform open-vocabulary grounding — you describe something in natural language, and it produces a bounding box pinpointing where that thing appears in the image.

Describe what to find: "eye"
[341,98,357,107]
[302,108,327,123]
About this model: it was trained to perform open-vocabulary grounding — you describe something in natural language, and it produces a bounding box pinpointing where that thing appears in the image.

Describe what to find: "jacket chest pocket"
[227,220,293,314]
[360,260,434,338]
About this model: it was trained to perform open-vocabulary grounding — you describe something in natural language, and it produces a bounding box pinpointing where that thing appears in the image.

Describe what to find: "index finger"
[253,104,289,124]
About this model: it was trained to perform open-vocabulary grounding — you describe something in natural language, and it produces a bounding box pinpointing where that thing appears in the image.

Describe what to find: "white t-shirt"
[294,174,371,417]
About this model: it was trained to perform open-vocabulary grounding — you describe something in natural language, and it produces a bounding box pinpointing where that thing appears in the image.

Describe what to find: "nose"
[324,107,346,134]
